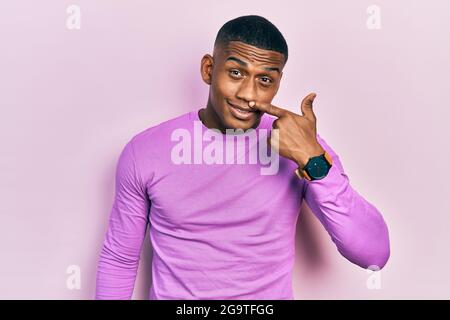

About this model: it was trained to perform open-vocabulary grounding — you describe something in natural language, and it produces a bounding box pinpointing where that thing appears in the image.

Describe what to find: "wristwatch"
[294,151,333,181]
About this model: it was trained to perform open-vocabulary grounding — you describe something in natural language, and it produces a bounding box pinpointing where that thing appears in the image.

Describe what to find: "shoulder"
[127,111,193,166]
[119,110,193,176]
[126,110,194,161]
[131,110,192,146]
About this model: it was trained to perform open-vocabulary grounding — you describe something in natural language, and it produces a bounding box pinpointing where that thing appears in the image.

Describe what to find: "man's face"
[201,41,285,131]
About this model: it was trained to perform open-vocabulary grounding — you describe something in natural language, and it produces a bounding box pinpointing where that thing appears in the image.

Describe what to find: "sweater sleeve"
[95,138,150,299]
[302,134,390,270]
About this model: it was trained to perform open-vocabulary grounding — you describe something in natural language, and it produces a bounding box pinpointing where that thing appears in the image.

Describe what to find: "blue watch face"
[305,156,330,179]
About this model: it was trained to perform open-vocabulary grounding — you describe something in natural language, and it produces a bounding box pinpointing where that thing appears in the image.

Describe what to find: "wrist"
[294,148,333,181]
[293,144,325,168]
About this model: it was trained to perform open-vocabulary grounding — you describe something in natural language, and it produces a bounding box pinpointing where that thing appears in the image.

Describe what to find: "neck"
[199,101,227,134]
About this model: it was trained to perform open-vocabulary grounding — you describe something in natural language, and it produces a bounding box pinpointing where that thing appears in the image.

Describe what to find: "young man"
[95,15,390,300]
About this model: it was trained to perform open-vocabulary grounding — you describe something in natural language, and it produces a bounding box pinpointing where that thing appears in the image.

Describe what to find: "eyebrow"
[225,56,280,74]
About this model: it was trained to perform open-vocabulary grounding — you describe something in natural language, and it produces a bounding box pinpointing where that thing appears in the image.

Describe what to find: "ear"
[200,54,214,85]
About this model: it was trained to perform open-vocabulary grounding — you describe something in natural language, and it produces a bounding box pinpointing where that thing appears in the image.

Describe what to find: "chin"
[223,115,260,131]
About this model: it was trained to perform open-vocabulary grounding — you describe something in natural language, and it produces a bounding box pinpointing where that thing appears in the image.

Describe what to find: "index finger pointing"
[249,101,288,118]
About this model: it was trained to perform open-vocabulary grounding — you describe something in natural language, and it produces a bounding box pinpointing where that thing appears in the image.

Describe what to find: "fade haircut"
[214,15,288,64]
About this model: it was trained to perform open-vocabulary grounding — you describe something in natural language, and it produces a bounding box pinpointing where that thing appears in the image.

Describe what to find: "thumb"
[300,92,317,119]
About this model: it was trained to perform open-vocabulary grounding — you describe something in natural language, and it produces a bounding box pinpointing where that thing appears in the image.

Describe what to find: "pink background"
[1,0,449,299]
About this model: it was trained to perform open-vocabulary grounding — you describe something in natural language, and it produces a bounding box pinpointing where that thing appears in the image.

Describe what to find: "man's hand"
[249,92,325,168]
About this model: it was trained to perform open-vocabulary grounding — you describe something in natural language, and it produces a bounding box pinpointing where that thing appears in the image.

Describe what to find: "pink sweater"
[95,109,390,299]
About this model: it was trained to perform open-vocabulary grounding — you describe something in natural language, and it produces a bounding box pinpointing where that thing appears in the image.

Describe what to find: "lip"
[227,100,257,121]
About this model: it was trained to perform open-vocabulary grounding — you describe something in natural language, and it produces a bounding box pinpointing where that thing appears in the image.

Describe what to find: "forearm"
[95,214,147,299]
[96,250,139,300]
[303,135,390,269]
[304,165,390,269]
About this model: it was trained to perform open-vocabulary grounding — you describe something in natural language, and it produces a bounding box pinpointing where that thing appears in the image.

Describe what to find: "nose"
[236,77,257,104]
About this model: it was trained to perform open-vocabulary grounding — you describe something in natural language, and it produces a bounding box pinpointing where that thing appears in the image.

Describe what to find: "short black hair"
[214,15,288,64]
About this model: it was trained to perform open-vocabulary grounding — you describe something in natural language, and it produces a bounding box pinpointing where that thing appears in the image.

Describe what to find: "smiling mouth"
[227,100,258,113]
[226,100,258,121]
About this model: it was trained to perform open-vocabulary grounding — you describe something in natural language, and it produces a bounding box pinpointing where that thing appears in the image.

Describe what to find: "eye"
[260,76,273,85]
[229,69,242,78]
